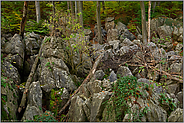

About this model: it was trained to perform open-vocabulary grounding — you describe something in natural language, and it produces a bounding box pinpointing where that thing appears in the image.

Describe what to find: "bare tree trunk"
[70,1,74,25]
[75,1,77,20]
[67,1,70,10]
[78,1,83,29]
[152,1,156,14]
[140,1,147,45]
[35,1,41,23]
[19,1,28,39]
[102,1,105,14]
[52,1,55,36]
[157,2,160,6]
[96,1,103,44]
[148,1,151,43]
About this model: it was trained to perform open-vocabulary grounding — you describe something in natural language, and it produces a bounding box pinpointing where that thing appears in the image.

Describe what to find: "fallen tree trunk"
[18,40,45,113]
[58,50,105,115]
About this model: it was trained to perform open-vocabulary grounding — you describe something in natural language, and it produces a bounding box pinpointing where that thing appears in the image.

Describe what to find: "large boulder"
[107,29,119,42]
[116,66,132,77]
[1,61,21,84]
[168,108,183,122]
[90,91,111,122]
[157,25,173,40]
[1,77,19,121]
[105,17,115,31]
[22,81,43,121]
[68,96,87,122]
[116,21,136,41]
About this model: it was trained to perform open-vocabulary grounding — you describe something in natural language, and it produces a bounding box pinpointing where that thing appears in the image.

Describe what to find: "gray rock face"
[107,29,119,42]
[84,29,93,40]
[168,108,183,122]
[87,80,102,95]
[170,63,182,73]
[116,66,132,77]
[90,91,111,122]
[150,17,166,33]
[1,78,19,120]
[68,96,86,122]
[3,34,25,59]
[120,38,134,46]
[157,25,173,39]
[94,70,105,80]
[176,91,183,108]
[175,43,183,52]
[108,70,117,82]
[22,81,43,121]
[147,42,158,51]
[1,61,21,84]
[116,21,136,41]
[152,48,167,60]
[38,37,77,92]
[108,40,120,52]
[25,37,40,55]
[4,53,24,73]
[105,17,115,31]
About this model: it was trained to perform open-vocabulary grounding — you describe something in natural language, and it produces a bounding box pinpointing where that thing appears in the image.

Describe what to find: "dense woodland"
[1,1,183,122]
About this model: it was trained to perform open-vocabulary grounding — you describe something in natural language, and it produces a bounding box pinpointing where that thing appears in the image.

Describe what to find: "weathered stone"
[176,91,183,108]
[108,40,120,52]
[103,49,113,60]
[170,63,182,73]
[4,53,24,72]
[108,70,117,82]
[107,29,119,42]
[1,61,21,84]
[121,38,134,46]
[166,84,179,94]
[90,91,110,122]
[168,108,183,122]
[116,66,132,77]
[22,105,43,121]
[133,39,142,46]
[102,79,112,91]
[87,80,102,95]
[25,37,40,55]
[94,70,105,80]
[82,98,91,121]
[22,81,43,121]
[3,34,25,59]
[105,17,115,31]
[68,96,86,122]
[157,25,173,39]
[152,48,167,60]
[84,29,93,40]
[39,57,77,92]
[175,43,183,51]
[118,46,130,56]
[1,78,19,121]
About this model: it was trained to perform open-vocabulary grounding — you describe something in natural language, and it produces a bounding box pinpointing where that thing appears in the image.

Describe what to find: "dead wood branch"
[58,50,105,115]
[18,40,45,113]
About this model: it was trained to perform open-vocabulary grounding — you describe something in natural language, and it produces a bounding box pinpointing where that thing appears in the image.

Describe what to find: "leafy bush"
[103,75,151,122]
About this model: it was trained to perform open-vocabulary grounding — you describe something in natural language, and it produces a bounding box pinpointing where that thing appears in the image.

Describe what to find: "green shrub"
[103,75,151,122]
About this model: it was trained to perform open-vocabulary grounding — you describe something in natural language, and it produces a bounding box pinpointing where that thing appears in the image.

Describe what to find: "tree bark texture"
[19,1,28,39]
[96,1,103,44]
[78,1,83,29]
[148,1,151,43]
[152,1,156,14]
[102,1,105,14]
[67,1,70,10]
[140,1,147,45]
[35,1,41,23]
[70,1,74,25]
[75,1,78,20]
[52,1,55,36]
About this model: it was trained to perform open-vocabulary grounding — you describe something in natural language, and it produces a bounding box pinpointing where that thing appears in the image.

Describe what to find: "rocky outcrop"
[168,108,183,122]
[1,77,19,121]
[22,81,43,121]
